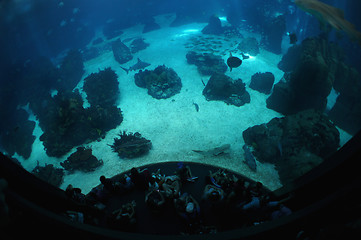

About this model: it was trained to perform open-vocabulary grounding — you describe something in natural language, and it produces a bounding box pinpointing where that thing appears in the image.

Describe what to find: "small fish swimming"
[193,102,199,112]
[121,58,151,74]
[242,144,257,172]
[226,52,242,72]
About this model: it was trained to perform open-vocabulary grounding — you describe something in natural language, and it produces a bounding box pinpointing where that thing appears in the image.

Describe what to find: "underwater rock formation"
[261,15,286,54]
[268,37,340,115]
[242,109,340,184]
[32,163,64,187]
[275,36,361,134]
[0,109,36,159]
[110,131,152,159]
[201,15,224,35]
[57,49,84,92]
[38,89,123,157]
[249,72,275,94]
[328,66,361,134]
[237,37,260,56]
[83,68,120,108]
[134,65,182,99]
[202,73,250,107]
[61,147,103,173]
[130,38,150,54]
[186,51,227,75]
[112,39,133,64]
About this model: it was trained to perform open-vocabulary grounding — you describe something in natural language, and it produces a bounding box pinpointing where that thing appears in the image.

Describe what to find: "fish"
[226,52,242,72]
[242,144,257,172]
[193,144,230,157]
[121,58,151,74]
[294,0,361,46]
[288,32,298,44]
[193,102,199,112]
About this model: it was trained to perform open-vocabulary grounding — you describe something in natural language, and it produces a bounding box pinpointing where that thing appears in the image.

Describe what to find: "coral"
[242,109,340,184]
[38,89,123,157]
[134,65,182,99]
[32,163,64,187]
[61,147,103,173]
[83,68,120,107]
[112,39,133,64]
[110,131,152,159]
[186,51,227,75]
[202,73,250,107]
[249,72,275,94]
[237,37,260,56]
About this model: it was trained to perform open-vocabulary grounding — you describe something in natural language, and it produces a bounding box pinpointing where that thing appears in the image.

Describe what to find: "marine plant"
[110,131,152,159]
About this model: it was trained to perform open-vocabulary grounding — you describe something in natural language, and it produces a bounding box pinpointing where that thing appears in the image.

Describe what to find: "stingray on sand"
[121,58,151,74]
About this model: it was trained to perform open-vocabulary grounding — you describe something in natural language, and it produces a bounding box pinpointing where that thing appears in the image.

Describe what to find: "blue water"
[0,0,360,190]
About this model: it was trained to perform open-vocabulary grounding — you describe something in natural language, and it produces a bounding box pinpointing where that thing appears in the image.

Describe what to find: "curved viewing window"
[0,0,360,237]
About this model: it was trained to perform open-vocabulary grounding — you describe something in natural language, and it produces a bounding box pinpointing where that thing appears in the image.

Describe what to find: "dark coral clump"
[242,109,340,184]
[32,163,65,187]
[202,73,250,107]
[186,51,227,75]
[83,68,120,107]
[110,131,152,159]
[61,147,103,173]
[134,65,182,99]
[38,88,123,157]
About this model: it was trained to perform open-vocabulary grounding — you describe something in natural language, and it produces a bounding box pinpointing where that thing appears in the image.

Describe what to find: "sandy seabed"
[15,14,352,194]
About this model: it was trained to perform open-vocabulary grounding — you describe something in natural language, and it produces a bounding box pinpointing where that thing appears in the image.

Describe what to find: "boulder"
[249,72,275,94]
[242,109,340,184]
[202,73,250,107]
[201,15,224,35]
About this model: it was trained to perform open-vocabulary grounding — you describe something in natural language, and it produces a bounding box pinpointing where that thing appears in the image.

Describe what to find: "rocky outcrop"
[249,72,275,94]
[267,37,339,115]
[134,65,182,99]
[242,110,340,184]
[201,15,224,35]
[261,15,286,54]
[202,73,250,107]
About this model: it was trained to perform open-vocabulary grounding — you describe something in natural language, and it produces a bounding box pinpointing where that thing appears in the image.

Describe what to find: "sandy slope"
[16,14,352,193]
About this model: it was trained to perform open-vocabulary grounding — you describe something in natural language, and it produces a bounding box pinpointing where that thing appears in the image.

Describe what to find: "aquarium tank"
[1,0,361,238]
